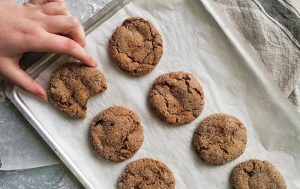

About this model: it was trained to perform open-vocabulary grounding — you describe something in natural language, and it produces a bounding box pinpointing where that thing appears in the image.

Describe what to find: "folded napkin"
[210,0,300,111]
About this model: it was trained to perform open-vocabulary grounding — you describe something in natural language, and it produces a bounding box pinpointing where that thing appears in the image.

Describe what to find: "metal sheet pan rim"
[6,87,94,188]
[5,0,300,188]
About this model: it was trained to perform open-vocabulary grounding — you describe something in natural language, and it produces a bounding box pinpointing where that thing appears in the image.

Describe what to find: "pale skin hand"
[0,0,96,101]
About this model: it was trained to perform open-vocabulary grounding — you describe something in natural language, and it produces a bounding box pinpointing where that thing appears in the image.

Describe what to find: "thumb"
[0,58,47,101]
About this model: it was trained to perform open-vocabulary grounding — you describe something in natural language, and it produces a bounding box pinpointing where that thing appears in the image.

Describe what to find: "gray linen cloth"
[210,0,300,111]
[0,0,299,170]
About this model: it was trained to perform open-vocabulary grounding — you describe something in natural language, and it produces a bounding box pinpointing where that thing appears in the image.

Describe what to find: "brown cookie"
[48,63,107,118]
[193,114,247,165]
[89,106,143,162]
[109,17,163,76]
[149,72,204,125]
[231,159,287,189]
[118,158,175,189]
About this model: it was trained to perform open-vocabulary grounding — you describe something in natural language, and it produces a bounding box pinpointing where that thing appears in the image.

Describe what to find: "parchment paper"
[18,0,300,188]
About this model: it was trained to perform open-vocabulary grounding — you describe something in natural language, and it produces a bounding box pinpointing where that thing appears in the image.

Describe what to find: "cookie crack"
[59,74,89,110]
[141,49,153,65]
[154,89,185,117]
[115,39,156,67]
[119,124,138,154]
[176,76,203,97]
[95,120,103,126]
[154,80,200,116]
[143,21,162,64]
[156,89,170,108]
[142,165,171,187]
[77,75,106,96]
[104,113,140,156]
[109,111,140,127]
[244,168,256,178]
[220,145,229,155]
[116,19,161,67]
[143,20,162,46]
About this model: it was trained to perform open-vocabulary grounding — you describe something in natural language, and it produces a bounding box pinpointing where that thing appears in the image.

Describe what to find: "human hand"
[0,0,96,101]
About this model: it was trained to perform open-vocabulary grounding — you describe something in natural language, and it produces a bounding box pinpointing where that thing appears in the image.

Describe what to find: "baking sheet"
[11,0,300,188]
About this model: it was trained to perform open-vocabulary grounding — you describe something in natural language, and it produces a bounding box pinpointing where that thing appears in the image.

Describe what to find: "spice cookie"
[118,158,175,189]
[193,114,247,165]
[89,106,144,162]
[109,17,163,76]
[231,159,287,189]
[48,63,107,118]
[149,71,204,125]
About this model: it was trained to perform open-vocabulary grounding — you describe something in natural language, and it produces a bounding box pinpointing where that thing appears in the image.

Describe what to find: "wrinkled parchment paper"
[18,0,300,188]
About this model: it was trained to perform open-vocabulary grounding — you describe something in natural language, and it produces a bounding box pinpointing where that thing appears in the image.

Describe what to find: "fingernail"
[38,89,48,102]
[80,40,86,47]
[91,56,97,67]
[39,94,48,102]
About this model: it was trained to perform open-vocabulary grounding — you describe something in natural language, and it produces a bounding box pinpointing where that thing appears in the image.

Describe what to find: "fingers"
[31,33,96,67]
[28,0,64,6]
[40,2,70,16]
[0,59,47,101]
[28,0,46,6]
[25,1,70,16]
[44,16,85,46]
[23,1,92,67]
[36,1,85,47]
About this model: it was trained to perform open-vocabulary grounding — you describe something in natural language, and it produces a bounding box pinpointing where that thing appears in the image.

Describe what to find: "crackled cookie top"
[231,159,287,189]
[109,17,163,76]
[48,63,107,118]
[193,114,247,165]
[89,106,144,162]
[118,158,175,189]
[149,71,204,125]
